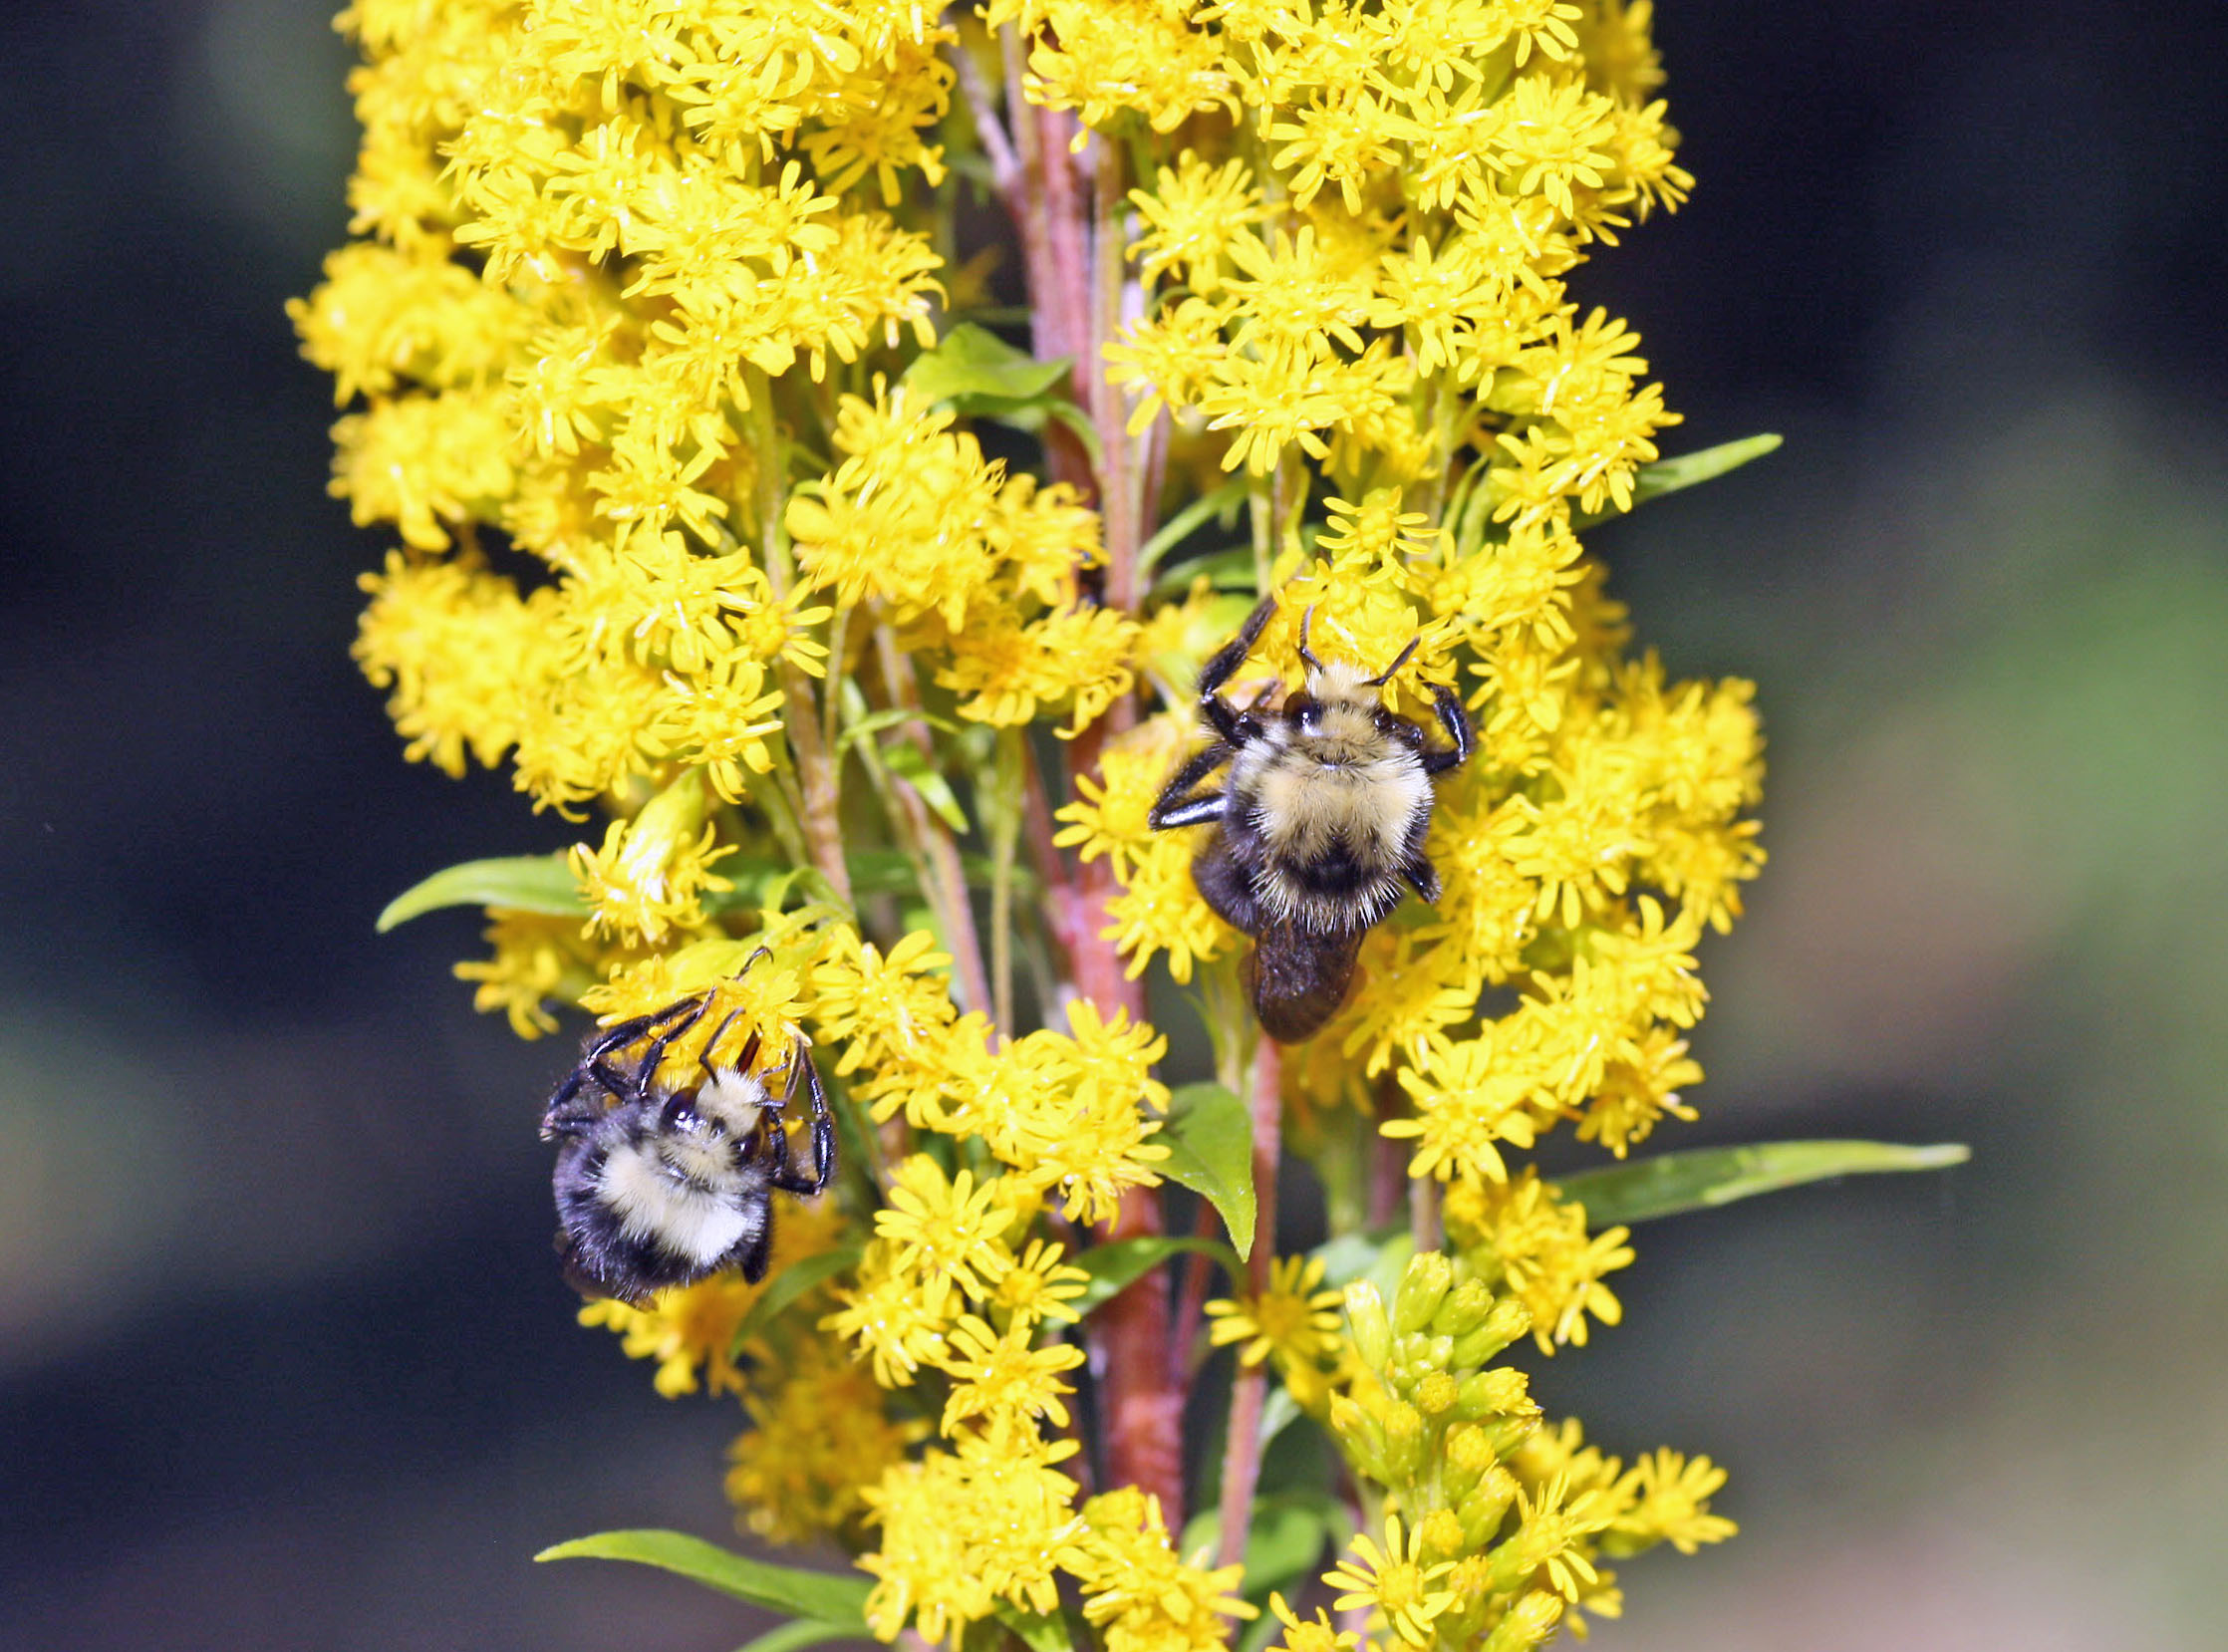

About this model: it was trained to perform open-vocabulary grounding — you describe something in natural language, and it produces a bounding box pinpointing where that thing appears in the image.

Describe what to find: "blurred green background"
[2,2,2222,1648]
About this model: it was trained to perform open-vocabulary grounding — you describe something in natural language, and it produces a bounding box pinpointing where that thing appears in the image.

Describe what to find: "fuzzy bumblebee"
[538,969,834,1304]
[1150,596,1472,1041]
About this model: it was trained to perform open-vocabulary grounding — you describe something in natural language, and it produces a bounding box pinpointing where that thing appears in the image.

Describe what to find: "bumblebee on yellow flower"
[282,0,1885,1647]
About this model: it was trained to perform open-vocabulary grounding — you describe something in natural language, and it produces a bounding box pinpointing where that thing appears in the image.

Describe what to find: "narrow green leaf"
[1035,399,1105,468]
[1159,1082,1257,1259]
[881,740,970,834]
[1256,1384,1304,1452]
[1632,432,1782,503]
[1148,545,1257,602]
[1072,1234,1239,1315]
[837,707,957,756]
[733,1620,871,1652]
[377,853,584,931]
[1575,432,1782,528]
[904,323,1072,405]
[733,1244,861,1346]
[1555,1139,1972,1228]
[534,1530,871,1626]
[1139,478,1250,574]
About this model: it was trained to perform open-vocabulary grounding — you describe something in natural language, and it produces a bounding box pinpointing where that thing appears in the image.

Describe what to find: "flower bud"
[1344,1280,1391,1369]
[1450,1297,1532,1368]
[1414,1370,1460,1416]
[1481,1591,1563,1652]
[1380,1399,1427,1479]
[1393,1250,1455,1333]
[1431,1277,1496,1338]
[1454,1367,1532,1421]
[1459,1465,1519,1548]
[1417,1507,1467,1564]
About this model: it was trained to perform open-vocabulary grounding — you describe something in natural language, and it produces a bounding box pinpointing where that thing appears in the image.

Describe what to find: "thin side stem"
[1216,1036,1282,1570]
[747,372,852,907]
[872,625,996,1026]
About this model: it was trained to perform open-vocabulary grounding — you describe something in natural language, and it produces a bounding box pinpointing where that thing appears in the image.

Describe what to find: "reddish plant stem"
[993,21,1177,1516]
[1369,1071,1407,1230]
[1216,1037,1282,1569]
[1170,1193,1222,1384]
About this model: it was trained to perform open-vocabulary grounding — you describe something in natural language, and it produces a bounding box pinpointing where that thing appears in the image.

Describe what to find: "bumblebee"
[538,966,833,1304]
[1149,596,1472,1041]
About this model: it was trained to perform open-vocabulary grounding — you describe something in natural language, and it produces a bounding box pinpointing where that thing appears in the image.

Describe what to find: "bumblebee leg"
[1149,740,1235,830]
[1419,685,1474,775]
[539,1070,604,1140]
[736,1199,776,1283]
[626,993,715,1103]
[698,1013,756,1082]
[1198,594,1278,699]
[1401,857,1442,903]
[769,1052,834,1195]
[1364,636,1421,688]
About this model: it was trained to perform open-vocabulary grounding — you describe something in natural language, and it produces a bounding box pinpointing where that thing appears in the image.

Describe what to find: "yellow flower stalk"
[295,0,1968,1645]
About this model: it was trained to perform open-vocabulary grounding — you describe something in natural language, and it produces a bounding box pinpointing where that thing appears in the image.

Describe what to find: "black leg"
[736,1200,776,1283]
[1149,740,1235,830]
[539,1070,605,1140]
[1402,856,1442,903]
[1366,635,1421,687]
[768,1048,833,1194]
[1419,685,1474,775]
[627,993,714,1103]
[1199,594,1278,699]
[698,1011,753,1082]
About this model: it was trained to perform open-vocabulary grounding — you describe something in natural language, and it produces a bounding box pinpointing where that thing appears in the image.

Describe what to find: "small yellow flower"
[937,1312,1087,1432]
[1262,1591,1358,1652]
[874,1158,1016,1301]
[1323,1514,1460,1648]
[1206,1254,1344,1370]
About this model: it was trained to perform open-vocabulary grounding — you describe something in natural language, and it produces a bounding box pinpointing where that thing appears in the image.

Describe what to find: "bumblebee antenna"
[1297,606,1324,673]
[1364,637,1421,687]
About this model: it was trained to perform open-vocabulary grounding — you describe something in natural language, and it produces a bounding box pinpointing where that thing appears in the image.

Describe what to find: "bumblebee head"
[1294,607,1422,719]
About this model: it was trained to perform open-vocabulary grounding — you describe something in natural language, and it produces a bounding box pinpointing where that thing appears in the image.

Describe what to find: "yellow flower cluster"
[305,0,1759,1645]
[1298,1252,1732,1652]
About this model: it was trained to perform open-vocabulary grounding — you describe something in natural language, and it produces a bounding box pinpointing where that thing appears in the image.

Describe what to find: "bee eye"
[661,1094,698,1131]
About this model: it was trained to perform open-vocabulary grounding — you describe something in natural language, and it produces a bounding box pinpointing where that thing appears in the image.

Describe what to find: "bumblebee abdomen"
[1245,920,1364,1043]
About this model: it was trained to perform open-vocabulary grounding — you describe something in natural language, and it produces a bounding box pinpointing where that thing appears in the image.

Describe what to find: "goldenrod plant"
[297,1,1965,1646]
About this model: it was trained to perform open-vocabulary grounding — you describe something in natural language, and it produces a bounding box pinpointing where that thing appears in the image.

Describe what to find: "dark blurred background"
[2,2,2222,1647]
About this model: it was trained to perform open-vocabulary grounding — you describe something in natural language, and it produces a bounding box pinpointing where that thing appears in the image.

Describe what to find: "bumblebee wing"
[1244,921,1362,1044]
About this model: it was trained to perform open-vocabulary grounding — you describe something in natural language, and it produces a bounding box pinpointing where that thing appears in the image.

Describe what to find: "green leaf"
[1575,432,1782,527]
[733,1621,872,1652]
[1633,432,1782,503]
[534,1530,871,1627]
[905,322,1072,405]
[1178,1494,1335,1596]
[881,739,970,834]
[1256,1384,1305,1452]
[376,853,584,931]
[1138,478,1250,575]
[1554,1139,1972,1228]
[1309,1224,1406,1290]
[1071,1234,1239,1315]
[992,1603,1075,1652]
[837,707,958,756]
[1147,545,1257,602]
[733,1244,861,1346]
[1159,1082,1257,1260]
